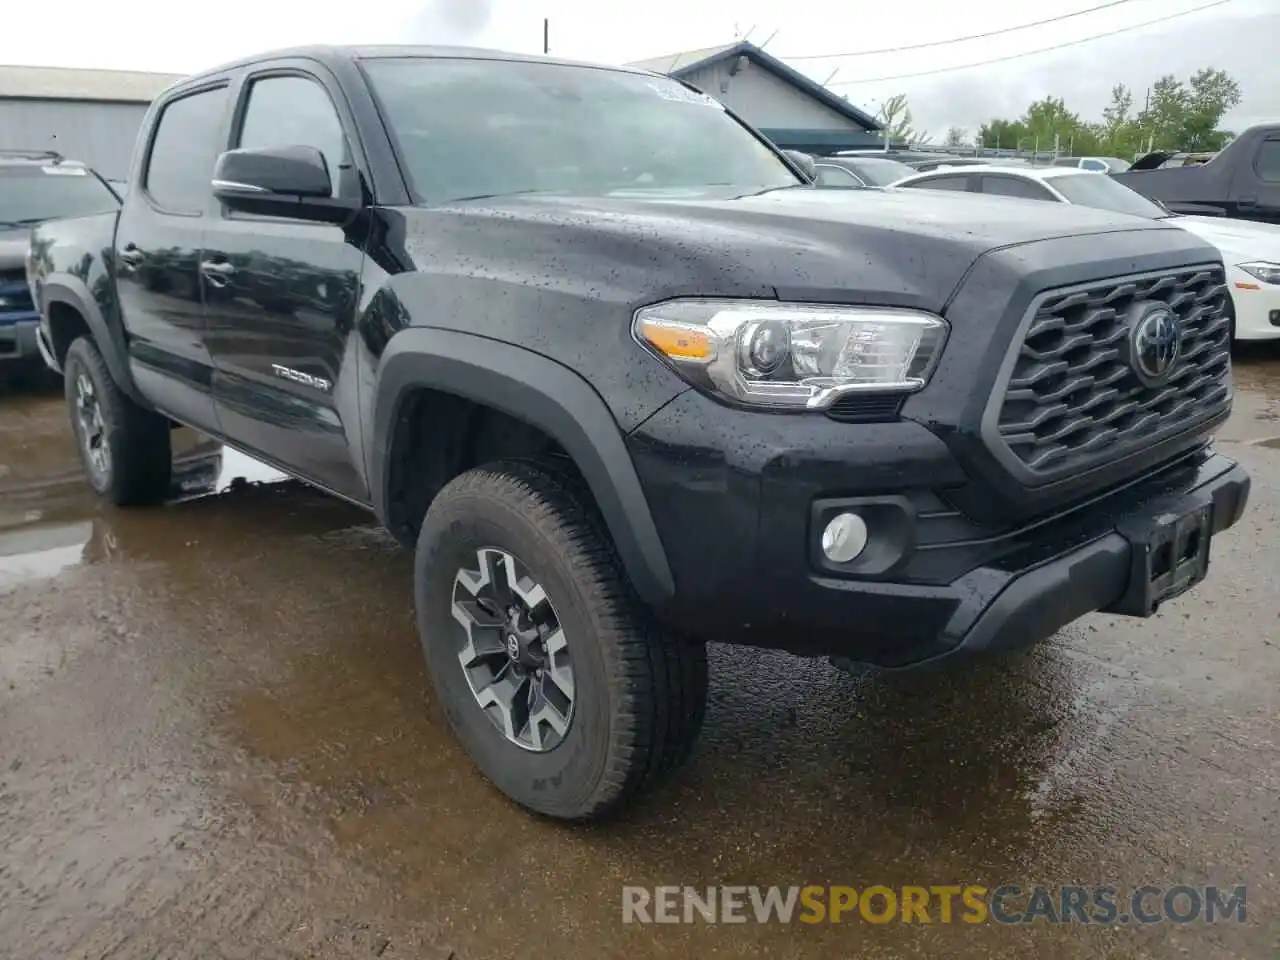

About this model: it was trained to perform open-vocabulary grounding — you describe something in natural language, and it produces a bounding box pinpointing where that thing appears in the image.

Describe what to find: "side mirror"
[212,145,358,224]
[782,149,817,181]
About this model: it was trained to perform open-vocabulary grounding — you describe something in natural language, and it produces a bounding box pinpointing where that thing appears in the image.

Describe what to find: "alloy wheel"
[451,547,575,752]
[74,373,110,479]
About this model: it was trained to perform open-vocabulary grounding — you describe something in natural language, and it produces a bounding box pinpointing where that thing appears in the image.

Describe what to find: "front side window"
[362,57,801,204]
[0,166,120,226]
[145,86,230,214]
[237,75,347,197]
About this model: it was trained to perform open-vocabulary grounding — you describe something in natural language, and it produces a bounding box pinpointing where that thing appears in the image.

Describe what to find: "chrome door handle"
[199,260,236,287]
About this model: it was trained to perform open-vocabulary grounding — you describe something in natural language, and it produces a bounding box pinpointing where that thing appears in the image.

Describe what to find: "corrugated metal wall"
[0,98,148,179]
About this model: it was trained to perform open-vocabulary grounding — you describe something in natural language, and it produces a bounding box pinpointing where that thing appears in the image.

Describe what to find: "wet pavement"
[1,350,1279,960]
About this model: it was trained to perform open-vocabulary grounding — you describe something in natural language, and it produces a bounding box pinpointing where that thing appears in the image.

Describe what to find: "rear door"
[114,82,231,432]
[200,63,369,503]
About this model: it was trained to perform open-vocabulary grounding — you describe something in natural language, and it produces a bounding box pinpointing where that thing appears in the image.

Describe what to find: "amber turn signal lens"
[637,319,713,361]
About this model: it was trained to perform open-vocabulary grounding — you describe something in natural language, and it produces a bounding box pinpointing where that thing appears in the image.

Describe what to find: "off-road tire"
[64,336,171,506]
[415,457,708,820]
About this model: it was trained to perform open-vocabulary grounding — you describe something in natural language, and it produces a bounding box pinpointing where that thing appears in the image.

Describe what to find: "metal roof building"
[626,42,883,154]
[0,65,184,179]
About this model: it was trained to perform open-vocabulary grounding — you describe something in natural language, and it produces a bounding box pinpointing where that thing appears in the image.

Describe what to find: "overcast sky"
[3,0,1276,138]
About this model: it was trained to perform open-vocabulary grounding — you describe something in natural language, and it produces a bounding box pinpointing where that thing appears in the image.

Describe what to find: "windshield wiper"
[448,189,555,203]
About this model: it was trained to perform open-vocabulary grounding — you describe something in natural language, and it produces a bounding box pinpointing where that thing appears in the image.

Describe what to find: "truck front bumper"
[627,390,1250,668]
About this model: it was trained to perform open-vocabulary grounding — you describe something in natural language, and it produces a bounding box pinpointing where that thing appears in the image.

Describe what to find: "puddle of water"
[0,521,93,591]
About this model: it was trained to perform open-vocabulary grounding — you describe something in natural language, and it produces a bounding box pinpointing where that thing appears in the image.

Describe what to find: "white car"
[892,165,1280,341]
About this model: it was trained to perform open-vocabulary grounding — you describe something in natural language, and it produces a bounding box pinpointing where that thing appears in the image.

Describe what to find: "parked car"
[1112,123,1280,224]
[893,165,1280,341]
[29,45,1250,820]
[812,155,916,187]
[1052,156,1132,173]
[1,151,120,374]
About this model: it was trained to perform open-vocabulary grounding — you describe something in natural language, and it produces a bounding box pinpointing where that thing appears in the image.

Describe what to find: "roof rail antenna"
[0,149,64,162]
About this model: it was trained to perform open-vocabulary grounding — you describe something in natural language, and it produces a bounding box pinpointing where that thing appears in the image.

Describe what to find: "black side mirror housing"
[212,145,358,224]
[782,149,817,182]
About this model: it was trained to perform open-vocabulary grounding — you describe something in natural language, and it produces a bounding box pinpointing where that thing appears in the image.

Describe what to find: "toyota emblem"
[1128,303,1182,385]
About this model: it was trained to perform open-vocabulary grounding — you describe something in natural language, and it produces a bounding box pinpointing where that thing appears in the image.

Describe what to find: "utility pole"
[543,18,549,55]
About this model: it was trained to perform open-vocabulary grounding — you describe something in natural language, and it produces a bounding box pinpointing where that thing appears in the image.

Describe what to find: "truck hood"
[1171,214,1280,259]
[404,187,1189,313]
[0,227,31,271]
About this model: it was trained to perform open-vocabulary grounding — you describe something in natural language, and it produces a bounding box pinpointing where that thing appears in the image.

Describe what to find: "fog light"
[821,512,868,563]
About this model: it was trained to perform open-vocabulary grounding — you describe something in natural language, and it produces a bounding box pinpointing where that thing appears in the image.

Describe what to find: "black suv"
[1,151,120,372]
[28,46,1250,820]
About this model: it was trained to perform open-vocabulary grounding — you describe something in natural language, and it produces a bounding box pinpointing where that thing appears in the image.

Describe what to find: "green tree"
[979,118,1029,149]
[1181,67,1242,150]
[876,94,928,144]
[1100,84,1141,157]
[1136,75,1191,151]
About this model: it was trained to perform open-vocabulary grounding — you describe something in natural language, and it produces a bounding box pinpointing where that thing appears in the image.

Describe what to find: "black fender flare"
[41,274,143,402]
[371,327,676,606]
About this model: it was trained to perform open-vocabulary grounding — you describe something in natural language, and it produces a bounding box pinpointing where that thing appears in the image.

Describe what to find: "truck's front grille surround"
[986,264,1231,483]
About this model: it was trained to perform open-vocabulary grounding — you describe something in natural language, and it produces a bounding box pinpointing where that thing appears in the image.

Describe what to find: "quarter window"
[814,165,863,187]
[144,86,230,214]
[236,75,347,196]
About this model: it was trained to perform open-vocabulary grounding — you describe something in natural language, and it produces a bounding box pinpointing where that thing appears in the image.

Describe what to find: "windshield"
[1052,173,1167,219]
[0,166,121,225]
[362,58,801,204]
[849,158,915,186]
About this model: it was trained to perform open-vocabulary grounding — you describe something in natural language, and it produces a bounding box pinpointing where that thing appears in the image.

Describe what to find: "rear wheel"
[414,457,708,820]
[64,336,171,506]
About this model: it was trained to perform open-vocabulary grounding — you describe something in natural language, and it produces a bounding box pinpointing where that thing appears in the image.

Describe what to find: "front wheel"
[64,336,171,506]
[414,458,708,820]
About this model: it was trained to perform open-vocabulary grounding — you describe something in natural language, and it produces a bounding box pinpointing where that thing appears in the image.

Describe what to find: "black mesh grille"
[991,265,1230,480]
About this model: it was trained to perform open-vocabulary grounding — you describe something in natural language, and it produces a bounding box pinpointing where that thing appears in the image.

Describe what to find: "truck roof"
[174,44,656,93]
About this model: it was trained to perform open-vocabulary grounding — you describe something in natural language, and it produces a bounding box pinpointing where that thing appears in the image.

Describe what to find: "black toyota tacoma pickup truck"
[27,45,1250,820]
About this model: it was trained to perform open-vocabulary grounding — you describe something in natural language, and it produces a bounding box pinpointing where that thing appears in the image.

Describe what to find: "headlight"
[1238,261,1280,285]
[633,299,948,409]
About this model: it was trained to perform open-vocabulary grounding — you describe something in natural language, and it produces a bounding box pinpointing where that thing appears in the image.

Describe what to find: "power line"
[785,0,1143,60]
[828,0,1232,86]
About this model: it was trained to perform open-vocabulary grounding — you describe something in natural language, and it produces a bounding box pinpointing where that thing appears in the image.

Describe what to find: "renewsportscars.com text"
[621,884,1247,925]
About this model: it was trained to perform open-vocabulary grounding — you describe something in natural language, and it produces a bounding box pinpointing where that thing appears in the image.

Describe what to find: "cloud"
[875,8,1279,140]
[406,0,496,45]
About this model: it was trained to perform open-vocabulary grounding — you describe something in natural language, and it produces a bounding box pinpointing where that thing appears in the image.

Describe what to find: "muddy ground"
[1,350,1278,960]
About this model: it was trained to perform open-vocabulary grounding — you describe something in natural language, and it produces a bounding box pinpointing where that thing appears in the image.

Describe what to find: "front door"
[201,66,369,503]
[114,82,231,433]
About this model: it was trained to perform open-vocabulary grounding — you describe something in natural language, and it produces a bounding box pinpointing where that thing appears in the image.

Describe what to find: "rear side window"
[1254,139,1280,182]
[236,75,348,197]
[904,175,969,191]
[980,176,1055,201]
[144,86,229,214]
